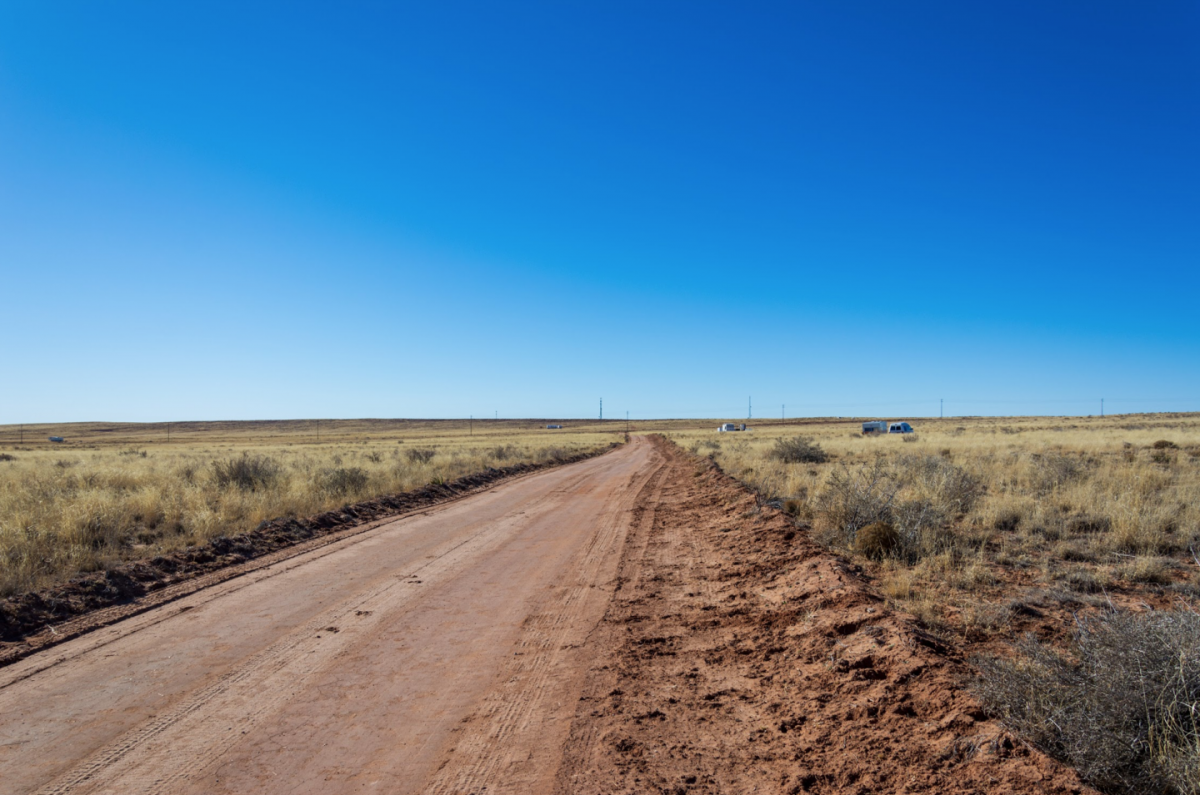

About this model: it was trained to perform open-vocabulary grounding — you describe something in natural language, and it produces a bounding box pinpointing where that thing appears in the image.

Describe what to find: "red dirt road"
[0,439,663,795]
[0,437,1093,794]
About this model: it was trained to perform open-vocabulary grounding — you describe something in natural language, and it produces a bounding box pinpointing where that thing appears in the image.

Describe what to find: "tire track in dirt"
[1,442,655,795]
[424,451,671,794]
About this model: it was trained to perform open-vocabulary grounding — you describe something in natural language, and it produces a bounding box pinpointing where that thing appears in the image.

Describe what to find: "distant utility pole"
[316,418,319,443]
[1101,398,1104,418]
[781,404,785,424]
[600,398,603,421]
[940,398,943,419]
[495,410,498,421]
[748,396,752,420]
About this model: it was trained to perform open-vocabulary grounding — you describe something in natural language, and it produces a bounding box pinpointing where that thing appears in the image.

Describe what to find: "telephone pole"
[1101,398,1104,418]
[940,398,943,419]
[599,398,603,421]
[748,396,752,420]
[781,404,785,424]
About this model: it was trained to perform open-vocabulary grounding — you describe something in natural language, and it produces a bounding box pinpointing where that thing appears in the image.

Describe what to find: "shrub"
[212,453,281,491]
[1066,514,1113,535]
[855,522,900,559]
[319,467,369,496]
[406,448,436,464]
[814,460,899,545]
[769,436,828,464]
[895,454,982,515]
[1030,453,1087,494]
[0,453,15,462]
[491,444,519,461]
[1153,440,1179,450]
[974,610,1200,795]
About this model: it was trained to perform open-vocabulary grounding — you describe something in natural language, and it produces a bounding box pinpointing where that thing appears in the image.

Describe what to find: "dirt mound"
[555,438,1093,794]
[0,448,611,657]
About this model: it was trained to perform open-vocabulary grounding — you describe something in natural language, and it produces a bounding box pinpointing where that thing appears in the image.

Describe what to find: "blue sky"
[1,2,1197,421]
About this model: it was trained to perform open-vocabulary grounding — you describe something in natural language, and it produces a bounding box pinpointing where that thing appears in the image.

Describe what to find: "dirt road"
[0,438,665,795]
[0,436,1094,795]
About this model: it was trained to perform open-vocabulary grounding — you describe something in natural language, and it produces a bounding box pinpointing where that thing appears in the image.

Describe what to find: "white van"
[888,422,914,434]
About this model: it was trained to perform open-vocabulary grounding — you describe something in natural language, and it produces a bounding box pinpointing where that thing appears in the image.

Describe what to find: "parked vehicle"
[48,436,64,443]
[717,423,748,432]
[861,421,915,435]
[546,424,563,429]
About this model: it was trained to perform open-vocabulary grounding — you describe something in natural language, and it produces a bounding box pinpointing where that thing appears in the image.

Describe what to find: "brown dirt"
[0,436,1095,794]
[553,438,1095,794]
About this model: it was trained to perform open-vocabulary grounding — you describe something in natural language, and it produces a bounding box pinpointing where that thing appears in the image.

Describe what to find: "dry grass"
[0,419,620,596]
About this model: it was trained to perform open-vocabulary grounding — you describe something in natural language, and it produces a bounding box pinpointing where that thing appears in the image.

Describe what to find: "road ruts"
[0,437,664,795]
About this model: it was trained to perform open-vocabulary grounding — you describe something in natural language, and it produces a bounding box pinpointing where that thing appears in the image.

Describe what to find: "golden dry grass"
[0,419,621,596]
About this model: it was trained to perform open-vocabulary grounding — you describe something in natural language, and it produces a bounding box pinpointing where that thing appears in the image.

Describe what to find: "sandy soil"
[0,437,1094,794]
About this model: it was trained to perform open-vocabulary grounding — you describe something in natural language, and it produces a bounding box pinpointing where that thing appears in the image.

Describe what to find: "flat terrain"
[0,437,1092,794]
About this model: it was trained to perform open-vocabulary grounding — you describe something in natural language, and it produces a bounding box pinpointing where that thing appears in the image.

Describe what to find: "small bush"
[814,460,899,545]
[902,433,920,443]
[1153,440,1179,450]
[319,467,369,496]
[1030,453,1087,494]
[491,444,519,461]
[993,510,1022,532]
[1066,514,1112,535]
[0,453,15,462]
[406,448,436,464]
[974,610,1200,795]
[855,522,900,559]
[213,453,282,491]
[769,436,828,464]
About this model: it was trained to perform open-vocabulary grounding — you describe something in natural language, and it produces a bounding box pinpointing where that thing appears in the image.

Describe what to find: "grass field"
[0,419,622,596]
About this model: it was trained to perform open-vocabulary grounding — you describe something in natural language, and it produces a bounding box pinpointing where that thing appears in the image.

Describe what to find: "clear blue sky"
[2,2,1197,422]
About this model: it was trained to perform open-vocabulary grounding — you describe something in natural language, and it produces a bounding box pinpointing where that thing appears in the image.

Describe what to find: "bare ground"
[0,437,1094,794]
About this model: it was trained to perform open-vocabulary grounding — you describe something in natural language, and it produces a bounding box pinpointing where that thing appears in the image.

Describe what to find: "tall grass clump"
[769,436,828,464]
[974,610,1200,795]
[212,453,282,491]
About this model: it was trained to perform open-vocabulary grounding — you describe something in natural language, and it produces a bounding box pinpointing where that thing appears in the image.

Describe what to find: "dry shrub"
[212,454,281,491]
[769,436,828,464]
[895,454,982,515]
[974,610,1200,795]
[405,448,436,464]
[1153,440,1180,450]
[318,467,369,496]
[1066,514,1113,535]
[813,460,898,545]
[0,453,15,462]
[1030,452,1089,494]
[855,522,899,559]
[491,444,519,461]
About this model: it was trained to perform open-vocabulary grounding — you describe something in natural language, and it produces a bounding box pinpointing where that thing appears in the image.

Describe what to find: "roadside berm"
[553,437,1093,794]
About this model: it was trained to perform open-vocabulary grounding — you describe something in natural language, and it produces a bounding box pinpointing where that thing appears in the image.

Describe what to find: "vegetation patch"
[974,610,1200,795]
